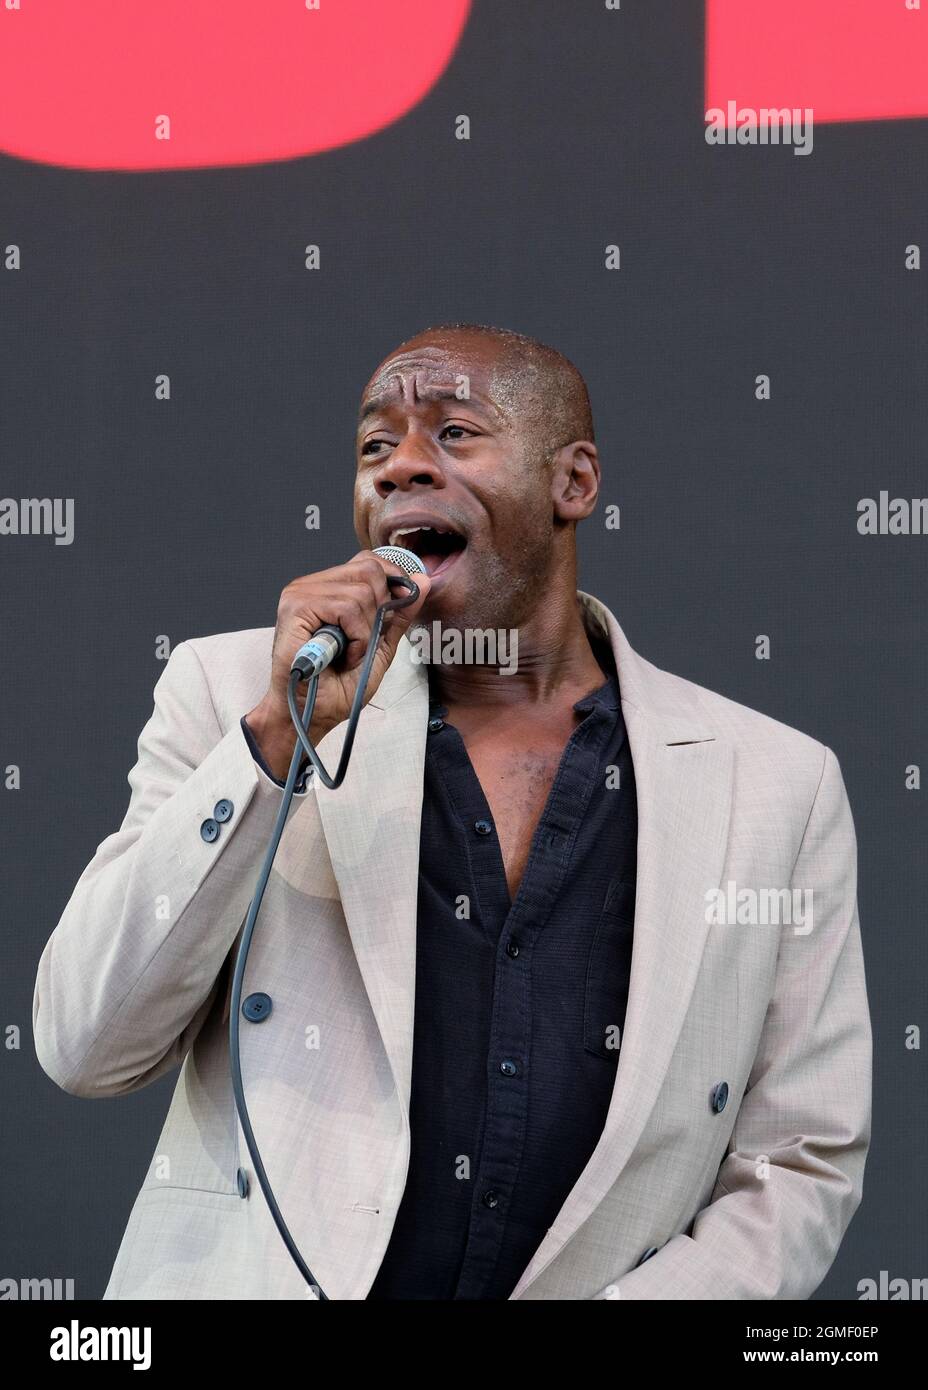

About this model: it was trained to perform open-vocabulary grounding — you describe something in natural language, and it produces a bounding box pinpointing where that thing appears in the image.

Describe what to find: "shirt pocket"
[583,879,636,1060]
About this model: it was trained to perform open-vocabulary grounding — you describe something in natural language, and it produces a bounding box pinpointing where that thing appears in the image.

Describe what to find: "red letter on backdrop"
[0,0,471,170]
[707,0,928,124]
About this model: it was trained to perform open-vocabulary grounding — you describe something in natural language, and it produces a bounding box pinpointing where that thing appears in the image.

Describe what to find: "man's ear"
[551,440,600,523]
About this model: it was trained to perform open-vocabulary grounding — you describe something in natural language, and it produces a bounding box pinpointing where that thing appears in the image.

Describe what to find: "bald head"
[355,323,601,632]
[387,323,595,467]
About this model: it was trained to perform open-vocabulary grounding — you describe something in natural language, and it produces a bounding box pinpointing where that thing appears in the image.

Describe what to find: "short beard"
[415,518,554,644]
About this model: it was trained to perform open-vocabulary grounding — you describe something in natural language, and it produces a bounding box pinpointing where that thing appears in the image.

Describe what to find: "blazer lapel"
[510,595,734,1297]
[313,642,428,1123]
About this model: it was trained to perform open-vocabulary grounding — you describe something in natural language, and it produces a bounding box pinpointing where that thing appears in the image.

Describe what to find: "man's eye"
[440,424,474,441]
[361,439,390,455]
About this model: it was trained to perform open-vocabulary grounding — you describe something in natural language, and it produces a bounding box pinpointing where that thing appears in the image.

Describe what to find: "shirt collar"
[572,639,620,715]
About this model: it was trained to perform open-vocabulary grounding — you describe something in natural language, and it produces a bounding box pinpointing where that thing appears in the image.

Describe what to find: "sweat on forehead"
[366,322,595,451]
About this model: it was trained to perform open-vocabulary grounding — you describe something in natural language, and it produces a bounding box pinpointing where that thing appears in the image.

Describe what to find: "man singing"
[33,324,872,1300]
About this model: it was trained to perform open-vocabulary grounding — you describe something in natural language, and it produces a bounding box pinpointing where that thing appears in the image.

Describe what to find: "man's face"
[354,332,555,631]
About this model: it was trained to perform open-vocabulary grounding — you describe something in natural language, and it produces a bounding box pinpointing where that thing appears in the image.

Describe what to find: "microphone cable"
[228,562,423,1298]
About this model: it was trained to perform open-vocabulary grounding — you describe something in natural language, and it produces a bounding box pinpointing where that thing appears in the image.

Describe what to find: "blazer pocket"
[583,880,636,1060]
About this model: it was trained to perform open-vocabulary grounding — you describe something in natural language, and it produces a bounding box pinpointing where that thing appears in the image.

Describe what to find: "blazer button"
[242,992,272,1023]
[636,1246,659,1266]
[711,1081,730,1113]
[236,1167,249,1198]
[214,798,234,823]
[200,817,219,843]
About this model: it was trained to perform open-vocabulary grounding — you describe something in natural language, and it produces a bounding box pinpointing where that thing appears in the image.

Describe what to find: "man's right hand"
[243,550,431,780]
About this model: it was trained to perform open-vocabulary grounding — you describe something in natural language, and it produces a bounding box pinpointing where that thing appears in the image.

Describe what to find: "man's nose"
[374,437,446,496]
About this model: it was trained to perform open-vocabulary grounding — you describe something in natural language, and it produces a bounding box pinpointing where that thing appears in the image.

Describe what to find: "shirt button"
[428,716,444,732]
[200,818,219,843]
[506,940,520,958]
[499,1059,518,1077]
[474,819,493,836]
[482,1190,500,1209]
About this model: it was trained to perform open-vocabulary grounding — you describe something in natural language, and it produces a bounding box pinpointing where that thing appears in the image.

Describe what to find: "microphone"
[290,545,428,679]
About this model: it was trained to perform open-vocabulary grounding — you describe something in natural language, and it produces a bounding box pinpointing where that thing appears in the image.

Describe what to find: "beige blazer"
[33,592,872,1300]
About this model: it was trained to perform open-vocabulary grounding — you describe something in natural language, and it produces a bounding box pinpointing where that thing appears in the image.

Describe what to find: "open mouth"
[387,525,467,578]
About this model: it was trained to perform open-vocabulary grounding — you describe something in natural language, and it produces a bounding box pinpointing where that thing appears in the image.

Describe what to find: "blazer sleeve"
[594,744,873,1300]
[33,639,312,1099]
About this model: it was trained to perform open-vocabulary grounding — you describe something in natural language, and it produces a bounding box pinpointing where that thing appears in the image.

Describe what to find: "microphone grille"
[373,544,428,576]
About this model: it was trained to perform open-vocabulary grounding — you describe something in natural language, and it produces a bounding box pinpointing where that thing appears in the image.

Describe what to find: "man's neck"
[427,591,609,714]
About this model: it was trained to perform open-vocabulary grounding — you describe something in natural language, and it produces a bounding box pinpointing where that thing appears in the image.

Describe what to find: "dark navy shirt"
[368,641,638,1300]
[241,644,638,1300]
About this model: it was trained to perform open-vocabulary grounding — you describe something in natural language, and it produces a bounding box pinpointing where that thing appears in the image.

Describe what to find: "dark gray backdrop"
[2,0,924,1298]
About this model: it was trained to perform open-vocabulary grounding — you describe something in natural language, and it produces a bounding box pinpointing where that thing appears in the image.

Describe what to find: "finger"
[288,583,378,671]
